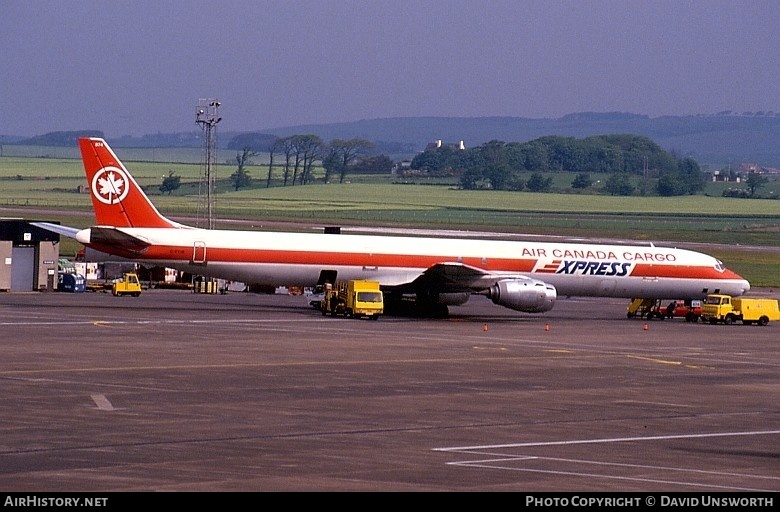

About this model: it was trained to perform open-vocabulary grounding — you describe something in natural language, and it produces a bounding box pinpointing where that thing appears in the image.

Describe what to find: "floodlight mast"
[195,98,221,229]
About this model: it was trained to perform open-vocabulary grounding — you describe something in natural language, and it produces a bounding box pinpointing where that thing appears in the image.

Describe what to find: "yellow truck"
[112,273,143,297]
[321,280,383,319]
[700,294,780,326]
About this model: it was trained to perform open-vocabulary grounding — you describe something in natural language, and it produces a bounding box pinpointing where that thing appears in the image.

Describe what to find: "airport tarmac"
[0,288,778,492]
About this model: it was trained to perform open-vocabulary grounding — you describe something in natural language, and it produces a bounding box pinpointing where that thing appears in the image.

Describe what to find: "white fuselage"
[77,226,751,299]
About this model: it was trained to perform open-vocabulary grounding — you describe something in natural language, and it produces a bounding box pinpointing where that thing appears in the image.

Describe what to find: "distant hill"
[255,112,780,167]
[8,112,780,167]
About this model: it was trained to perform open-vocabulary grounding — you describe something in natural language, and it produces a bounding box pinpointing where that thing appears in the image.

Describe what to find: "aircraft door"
[192,241,207,264]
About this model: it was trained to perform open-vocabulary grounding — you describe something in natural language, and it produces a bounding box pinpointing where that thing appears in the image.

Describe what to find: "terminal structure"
[0,219,60,291]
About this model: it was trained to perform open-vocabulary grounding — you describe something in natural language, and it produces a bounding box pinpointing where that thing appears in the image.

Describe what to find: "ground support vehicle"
[112,273,142,297]
[321,280,383,319]
[627,298,656,318]
[700,294,780,326]
[648,300,702,322]
[57,272,86,293]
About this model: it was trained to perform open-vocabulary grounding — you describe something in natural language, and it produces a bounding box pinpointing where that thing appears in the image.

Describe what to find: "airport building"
[0,219,60,291]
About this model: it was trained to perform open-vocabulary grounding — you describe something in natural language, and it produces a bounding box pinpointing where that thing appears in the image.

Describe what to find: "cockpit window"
[714,260,725,272]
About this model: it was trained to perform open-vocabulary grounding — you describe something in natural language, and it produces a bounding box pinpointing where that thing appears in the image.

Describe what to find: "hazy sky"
[2,0,778,137]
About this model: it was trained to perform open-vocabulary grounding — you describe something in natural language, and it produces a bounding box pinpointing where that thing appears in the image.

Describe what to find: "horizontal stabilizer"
[29,222,81,239]
[88,227,152,254]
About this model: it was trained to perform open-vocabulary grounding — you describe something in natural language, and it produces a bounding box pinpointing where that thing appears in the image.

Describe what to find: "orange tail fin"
[79,137,179,228]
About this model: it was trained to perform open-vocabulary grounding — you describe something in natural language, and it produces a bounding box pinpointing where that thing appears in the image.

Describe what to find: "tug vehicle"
[112,273,142,297]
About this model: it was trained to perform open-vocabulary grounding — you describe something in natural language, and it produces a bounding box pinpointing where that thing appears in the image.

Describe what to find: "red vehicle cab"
[647,300,702,322]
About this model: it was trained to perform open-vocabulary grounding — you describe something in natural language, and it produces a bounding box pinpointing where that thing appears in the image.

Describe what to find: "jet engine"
[486,278,556,313]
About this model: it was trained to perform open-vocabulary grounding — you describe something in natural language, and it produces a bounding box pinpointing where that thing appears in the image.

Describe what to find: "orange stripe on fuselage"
[126,245,738,281]
[630,263,743,280]
[140,245,537,272]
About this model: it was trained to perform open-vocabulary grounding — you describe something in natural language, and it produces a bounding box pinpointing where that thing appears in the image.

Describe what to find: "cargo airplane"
[35,137,750,316]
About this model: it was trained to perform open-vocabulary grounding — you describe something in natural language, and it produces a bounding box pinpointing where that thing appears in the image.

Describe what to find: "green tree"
[477,140,510,189]
[321,145,340,184]
[571,173,592,189]
[656,172,686,196]
[159,171,181,195]
[526,173,553,192]
[351,155,394,174]
[278,136,296,186]
[460,165,484,190]
[522,140,550,170]
[294,134,324,185]
[656,158,705,196]
[328,138,374,183]
[410,144,465,175]
[230,147,254,191]
[266,138,280,188]
[604,173,634,196]
[745,172,769,197]
[677,157,705,195]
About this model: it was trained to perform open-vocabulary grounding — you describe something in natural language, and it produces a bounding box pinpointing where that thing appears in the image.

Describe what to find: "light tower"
[195,98,221,229]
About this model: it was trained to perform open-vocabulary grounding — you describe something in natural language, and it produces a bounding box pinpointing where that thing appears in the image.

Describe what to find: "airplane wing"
[390,261,557,313]
[410,262,521,292]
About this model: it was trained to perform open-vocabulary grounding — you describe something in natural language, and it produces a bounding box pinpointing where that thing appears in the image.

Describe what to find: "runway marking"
[90,394,116,411]
[627,354,682,366]
[627,354,714,370]
[0,355,548,376]
[435,430,780,492]
[444,457,774,492]
[435,429,780,452]
[614,399,693,408]
[471,346,509,352]
[0,318,326,327]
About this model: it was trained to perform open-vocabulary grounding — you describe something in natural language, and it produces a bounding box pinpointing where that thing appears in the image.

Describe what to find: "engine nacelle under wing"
[487,278,557,313]
[432,292,471,306]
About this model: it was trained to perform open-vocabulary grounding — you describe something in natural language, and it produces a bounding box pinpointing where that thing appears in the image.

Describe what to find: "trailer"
[700,294,780,326]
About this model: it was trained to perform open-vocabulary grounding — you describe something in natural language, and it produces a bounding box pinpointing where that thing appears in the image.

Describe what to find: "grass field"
[2,152,778,288]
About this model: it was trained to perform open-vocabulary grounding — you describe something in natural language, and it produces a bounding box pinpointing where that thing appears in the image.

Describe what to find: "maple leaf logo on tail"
[91,166,130,205]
